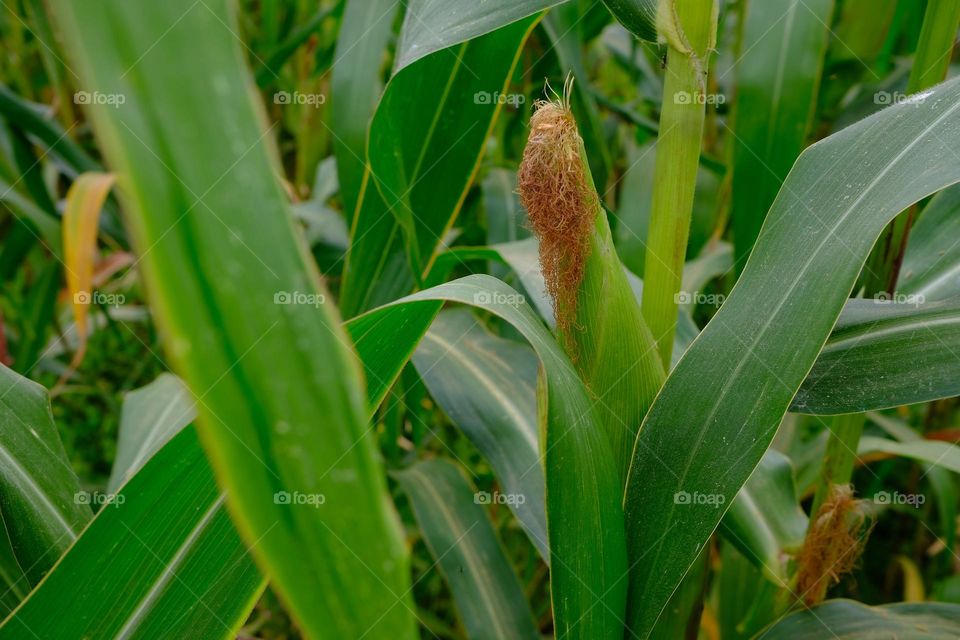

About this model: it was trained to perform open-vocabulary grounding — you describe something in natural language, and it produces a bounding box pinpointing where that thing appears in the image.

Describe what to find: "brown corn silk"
[518,90,597,333]
[795,484,871,606]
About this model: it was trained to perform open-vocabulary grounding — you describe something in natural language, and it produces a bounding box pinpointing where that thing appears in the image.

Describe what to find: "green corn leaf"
[346,299,443,414]
[601,0,657,41]
[395,459,539,640]
[859,436,960,475]
[900,183,960,300]
[623,76,960,637]
[716,545,784,640]
[757,599,960,638]
[793,298,960,414]
[411,310,547,560]
[0,364,90,597]
[395,0,565,72]
[352,275,627,639]
[48,1,415,637]
[731,0,835,267]
[0,427,264,640]
[719,450,807,582]
[330,0,398,217]
[341,18,537,316]
[107,374,196,493]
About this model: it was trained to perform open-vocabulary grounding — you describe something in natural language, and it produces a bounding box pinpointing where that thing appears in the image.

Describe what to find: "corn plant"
[2,0,960,639]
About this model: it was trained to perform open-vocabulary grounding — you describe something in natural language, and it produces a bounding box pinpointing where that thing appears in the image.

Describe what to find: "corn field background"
[2,0,960,638]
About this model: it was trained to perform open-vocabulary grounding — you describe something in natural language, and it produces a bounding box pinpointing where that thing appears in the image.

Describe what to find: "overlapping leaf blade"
[0,364,90,613]
[0,428,264,640]
[757,599,960,638]
[107,373,196,493]
[411,310,547,559]
[395,459,539,640]
[341,18,537,316]
[395,0,565,71]
[900,183,960,300]
[731,0,835,266]
[624,77,960,637]
[48,1,415,637]
[352,275,627,638]
[793,298,960,414]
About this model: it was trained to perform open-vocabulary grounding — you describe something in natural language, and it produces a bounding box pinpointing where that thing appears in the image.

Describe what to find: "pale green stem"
[641,0,716,366]
[811,413,866,515]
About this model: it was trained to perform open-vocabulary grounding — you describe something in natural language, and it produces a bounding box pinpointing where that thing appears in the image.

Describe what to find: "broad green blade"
[346,300,443,413]
[48,1,415,637]
[623,76,960,637]
[395,460,539,640]
[330,0,398,217]
[601,0,657,41]
[793,298,960,414]
[757,599,960,638]
[731,0,835,267]
[341,19,537,316]
[0,428,264,640]
[900,183,960,300]
[859,436,960,475]
[719,450,807,582]
[394,0,565,71]
[353,275,627,639]
[107,374,196,493]
[0,364,90,593]
[411,310,547,559]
